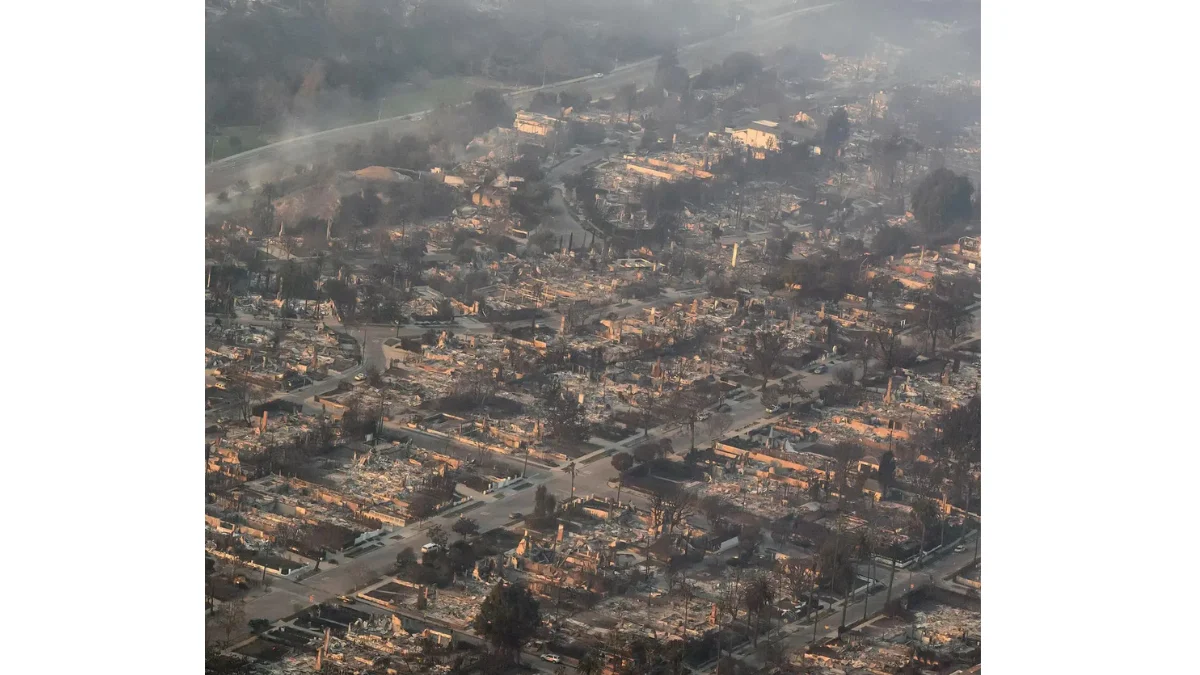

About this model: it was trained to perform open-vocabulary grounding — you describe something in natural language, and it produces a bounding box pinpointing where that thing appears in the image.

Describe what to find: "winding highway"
[204,2,845,194]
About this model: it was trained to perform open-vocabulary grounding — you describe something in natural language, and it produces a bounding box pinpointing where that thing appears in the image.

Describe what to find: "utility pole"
[939,493,947,550]
[568,462,577,501]
[811,556,821,642]
[974,519,981,564]
[522,443,531,478]
[863,529,872,623]
[885,555,897,606]
[841,576,850,629]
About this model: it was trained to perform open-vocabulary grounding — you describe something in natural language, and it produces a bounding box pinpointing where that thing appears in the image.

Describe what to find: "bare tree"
[871,324,903,371]
[830,441,865,497]
[779,377,810,408]
[746,329,789,392]
[636,390,661,437]
[668,389,707,451]
[677,581,696,639]
[215,598,247,644]
[663,488,698,537]
[705,412,734,444]
[224,364,271,424]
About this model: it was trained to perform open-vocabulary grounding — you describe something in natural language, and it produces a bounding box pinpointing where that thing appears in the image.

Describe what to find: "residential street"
[702,538,981,673]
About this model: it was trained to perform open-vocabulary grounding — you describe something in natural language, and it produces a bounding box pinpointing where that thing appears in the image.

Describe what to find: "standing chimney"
[731,242,739,268]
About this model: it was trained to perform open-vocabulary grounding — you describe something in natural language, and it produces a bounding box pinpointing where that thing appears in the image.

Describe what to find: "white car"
[697,411,711,421]
[542,654,563,663]
[593,73,604,79]
[954,544,967,553]
[354,373,366,381]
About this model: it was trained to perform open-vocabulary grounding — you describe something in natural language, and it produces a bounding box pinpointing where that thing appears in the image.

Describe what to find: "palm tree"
[744,574,774,646]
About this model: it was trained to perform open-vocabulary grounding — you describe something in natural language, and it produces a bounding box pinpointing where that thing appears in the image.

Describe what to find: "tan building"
[728,120,782,154]
[514,111,560,136]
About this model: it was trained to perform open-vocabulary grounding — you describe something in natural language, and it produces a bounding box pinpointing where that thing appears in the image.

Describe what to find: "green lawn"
[379,77,488,118]
[204,77,510,161]
[206,126,269,161]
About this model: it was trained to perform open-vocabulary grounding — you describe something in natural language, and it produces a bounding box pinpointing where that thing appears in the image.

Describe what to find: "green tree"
[721,51,763,85]
[911,168,975,233]
[743,574,774,646]
[878,450,897,499]
[611,452,634,473]
[823,107,851,155]
[533,484,557,518]
[540,379,590,442]
[427,524,449,550]
[468,89,515,134]
[251,183,279,237]
[452,517,479,540]
[871,225,913,258]
[472,582,543,663]
[616,83,638,123]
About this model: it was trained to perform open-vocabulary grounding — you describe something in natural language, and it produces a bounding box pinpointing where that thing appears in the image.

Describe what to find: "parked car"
[765,405,782,414]
[542,654,563,663]
[593,72,604,78]
[715,403,732,413]
[354,372,366,381]
[337,595,356,604]
[509,512,523,519]
[697,411,712,421]
[811,366,827,375]
[954,544,967,553]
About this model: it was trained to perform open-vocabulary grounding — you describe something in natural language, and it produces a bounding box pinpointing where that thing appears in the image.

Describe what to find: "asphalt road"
[539,147,611,243]
[705,537,981,673]
[203,2,844,195]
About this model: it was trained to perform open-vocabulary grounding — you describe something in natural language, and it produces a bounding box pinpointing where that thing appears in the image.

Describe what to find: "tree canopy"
[472,582,542,662]
[912,168,975,233]
[823,107,851,154]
